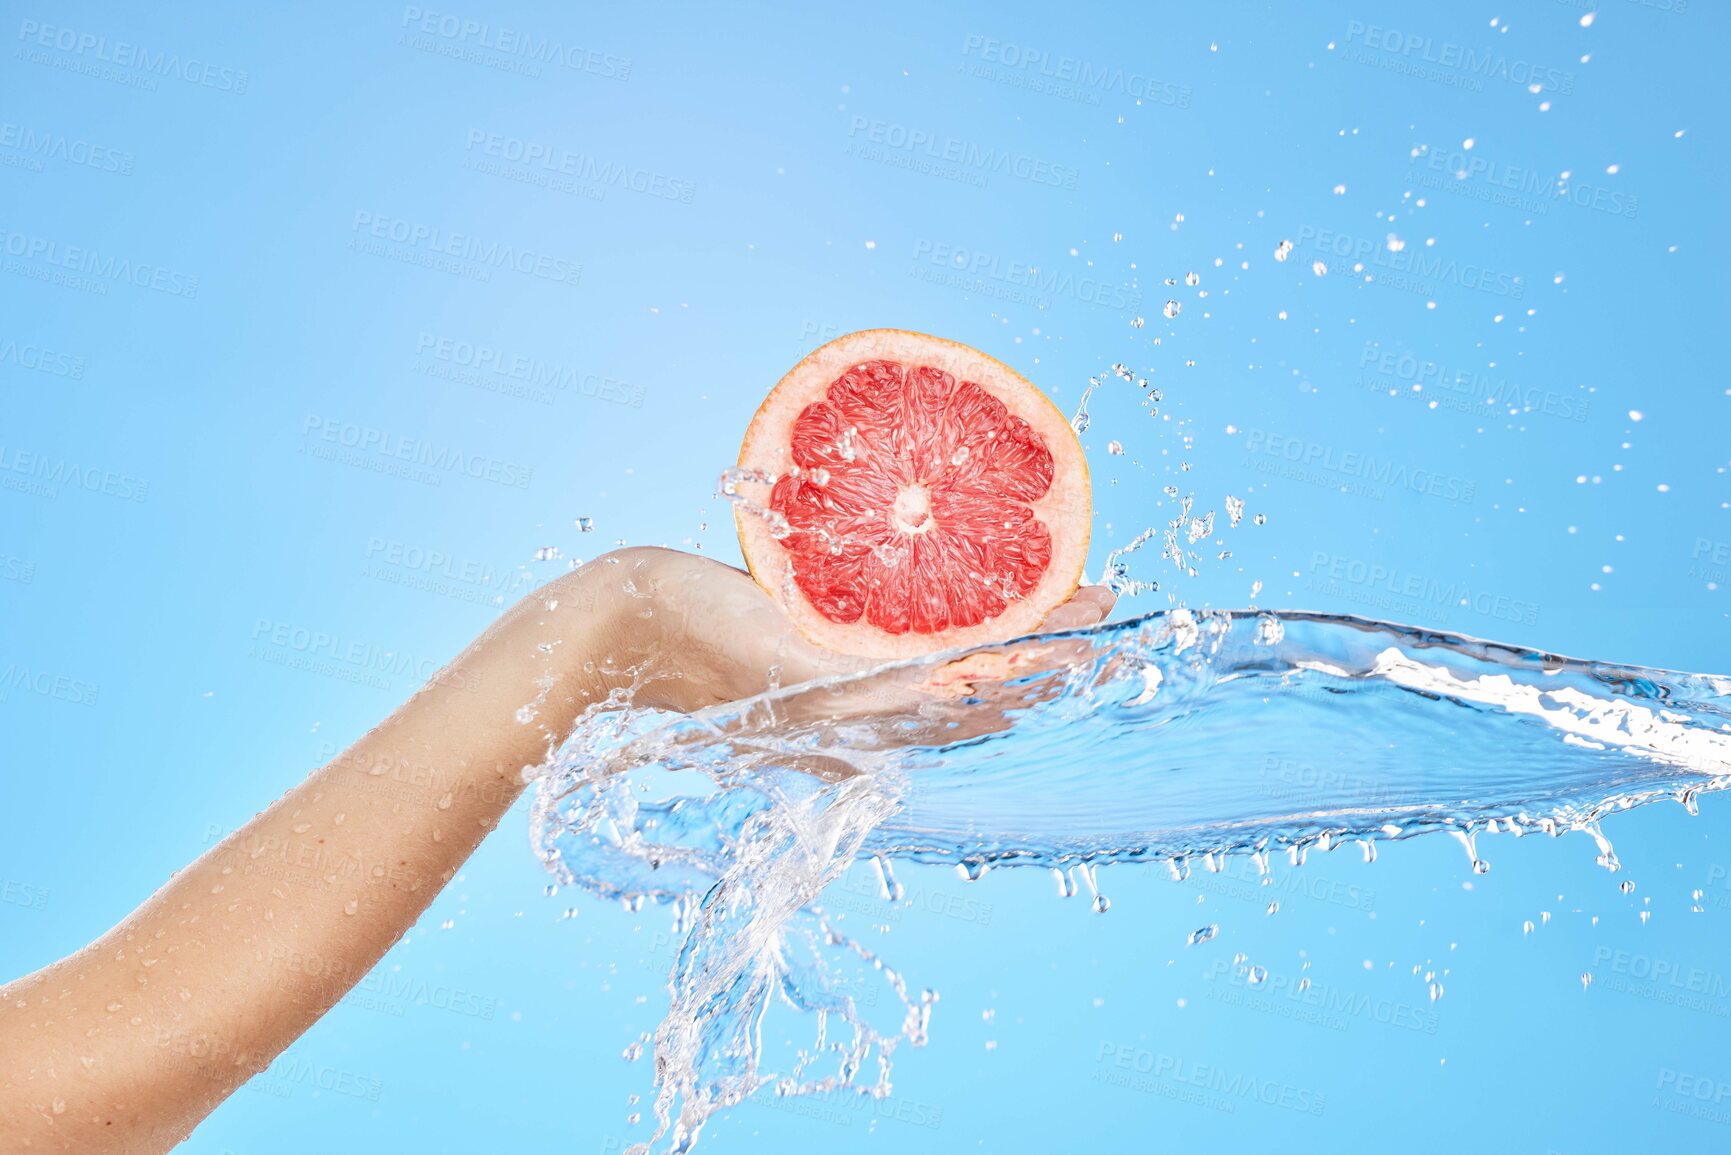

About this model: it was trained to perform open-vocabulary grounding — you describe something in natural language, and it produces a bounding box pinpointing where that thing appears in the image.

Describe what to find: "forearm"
[0,563,618,1152]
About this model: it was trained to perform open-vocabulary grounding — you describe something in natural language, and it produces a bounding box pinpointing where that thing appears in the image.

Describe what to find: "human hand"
[577,547,1114,716]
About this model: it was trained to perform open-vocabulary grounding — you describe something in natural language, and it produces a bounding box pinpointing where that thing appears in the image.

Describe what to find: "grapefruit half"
[736,329,1090,658]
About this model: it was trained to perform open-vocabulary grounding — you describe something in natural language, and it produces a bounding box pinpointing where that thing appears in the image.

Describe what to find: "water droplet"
[1619,880,1636,894]
[1163,300,1181,319]
[1247,965,1268,987]
[1188,924,1219,946]
[1580,972,1594,991]
[1274,239,1293,262]
[535,546,561,562]
[951,445,971,466]
[344,899,358,916]
[1106,440,1123,456]
[1311,259,1328,277]
[1185,271,1200,286]
[1266,901,1280,915]
[577,517,595,533]
[1129,315,1145,329]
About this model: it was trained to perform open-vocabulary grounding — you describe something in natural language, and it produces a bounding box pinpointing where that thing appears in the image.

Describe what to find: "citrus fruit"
[736,329,1090,658]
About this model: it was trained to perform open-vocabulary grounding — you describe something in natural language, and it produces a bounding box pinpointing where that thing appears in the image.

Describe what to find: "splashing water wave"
[529,610,1731,1151]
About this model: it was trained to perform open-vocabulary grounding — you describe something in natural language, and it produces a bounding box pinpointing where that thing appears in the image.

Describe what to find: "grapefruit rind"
[736,329,1091,658]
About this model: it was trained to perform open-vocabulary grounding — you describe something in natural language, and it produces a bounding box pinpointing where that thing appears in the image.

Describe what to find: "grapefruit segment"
[737,329,1090,658]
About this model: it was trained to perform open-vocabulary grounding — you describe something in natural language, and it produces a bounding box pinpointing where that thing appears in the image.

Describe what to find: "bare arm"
[0,548,1107,1152]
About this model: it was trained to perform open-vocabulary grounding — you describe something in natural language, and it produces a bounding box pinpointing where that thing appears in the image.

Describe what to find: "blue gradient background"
[3,1,1728,1151]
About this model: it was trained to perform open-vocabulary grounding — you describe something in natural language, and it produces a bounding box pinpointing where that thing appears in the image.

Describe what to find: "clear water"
[531,610,1730,1151]
[6,4,1726,1151]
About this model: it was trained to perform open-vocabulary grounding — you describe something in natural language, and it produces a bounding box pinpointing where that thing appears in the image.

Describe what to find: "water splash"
[529,610,1731,1151]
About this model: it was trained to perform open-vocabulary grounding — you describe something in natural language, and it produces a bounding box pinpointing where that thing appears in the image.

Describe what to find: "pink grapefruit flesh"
[737,329,1090,658]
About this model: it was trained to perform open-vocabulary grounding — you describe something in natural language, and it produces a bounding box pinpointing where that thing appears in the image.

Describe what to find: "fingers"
[1036,584,1117,634]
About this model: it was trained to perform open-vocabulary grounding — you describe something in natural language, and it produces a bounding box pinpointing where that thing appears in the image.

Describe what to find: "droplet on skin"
[344,900,359,915]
